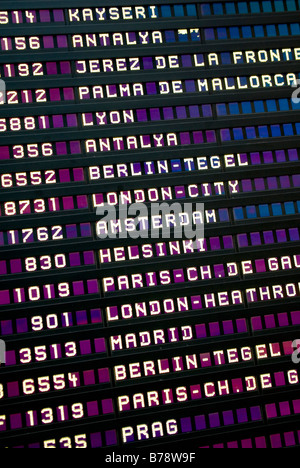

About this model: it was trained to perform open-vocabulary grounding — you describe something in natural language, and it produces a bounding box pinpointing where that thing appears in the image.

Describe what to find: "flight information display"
[0,0,300,454]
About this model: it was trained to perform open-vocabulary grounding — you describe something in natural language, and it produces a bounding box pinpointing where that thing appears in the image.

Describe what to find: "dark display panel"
[0,0,300,453]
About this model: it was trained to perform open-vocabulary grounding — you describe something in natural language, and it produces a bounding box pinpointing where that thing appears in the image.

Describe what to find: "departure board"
[0,0,300,455]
